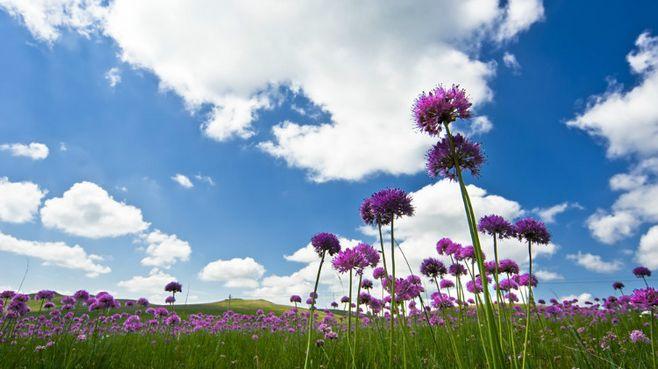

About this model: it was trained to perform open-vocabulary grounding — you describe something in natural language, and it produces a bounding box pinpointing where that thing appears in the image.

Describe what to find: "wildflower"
[478,215,516,239]
[311,232,341,257]
[137,297,149,307]
[373,267,386,280]
[629,330,650,344]
[165,314,181,326]
[633,266,652,278]
[332,247,367,274]
[431,292,454,309]
[369,188,414,225]
[466,279,484,294]
[612,281,625,291]
[498,259,520,274]
[420,258,447,279]
[330,301,339,308]
[290,295,302,304]
[517,273,538,288]
[439,279,455,289]
[449,263,467,276]
[73,290,89,301]
[361,279,373,290]
[164,281,183,294]
[340,296,350,303]
[515,218,551,245]
[354,243,380,270]
[0,290,16,299]
[165,296,176,304]
[36,290,56,300]
[436,238,462,256]
[426,134,484,180]
[413,84,471,136]
[630,288,658,309]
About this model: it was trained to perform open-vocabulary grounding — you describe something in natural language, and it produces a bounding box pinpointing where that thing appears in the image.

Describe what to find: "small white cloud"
[535,270,564,281]
[0,231,110,277]
[198,257,265,289]
[502,52,521,73]
[0,142,49,160]
[637,225,658,269]
[40,181,149,238]
[566,252,622,273]
[587,210,640,244]
[0,177,47,223]
[194,174,215,186]
[559,293,594,306]
[118,268,177,301]
[532,202,581,223]
[469,116,494,135]
[609,173,647,191]
[138,230,191,269]
[59,142,68,152]
[105,67,121,87]
[496,0,545,41]
[171,174,194,189]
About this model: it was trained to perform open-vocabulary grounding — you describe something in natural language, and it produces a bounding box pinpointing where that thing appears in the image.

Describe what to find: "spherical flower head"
[413,84,471,136]
[0,290,16,299]
[373,267,386,280]
[484,260,497,274]
[439,279,455,289]
[436,238,462,256]
[630,287,658,308]
[395,275,424,301]
[517,273,538,287]
[355,243,380,269]
[420,258,447,278]
[311,232,341,257]
[361,278,374,290]
[73,290,89,301]
[630,330,650,344]
[478,215,516,239]
[455,245,483,262]
[359,197,376,225]
[290,295,302,303]
[164,281,183,293]
[165,296,176,304]
[633,266,652,278]
[466,279,484,294]
[332,247,367,274]
[499,259,520,274]
[369,188,414,225]
[137,297,149,307]
[165,313,181,326]
[340,295,350,303]
[612,281,625,290]
[426,133,484,180]
[431,292,454,309]
[330,301,339,308]
[358,292,372,304]
[449,263,467,276]
[514,218,551,245]
[497,278,519,292]
[36,290,56,301]
[506,292,519,303]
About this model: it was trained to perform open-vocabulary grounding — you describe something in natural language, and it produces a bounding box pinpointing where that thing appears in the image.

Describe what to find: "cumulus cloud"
[566,252,622,273]
[502,52,521,73]
[138,230,191,269]
[532,202,581,223]
[171,174,193,189]
[0,231,110,277]
[637,225,658,269]
[105,67,121,87]
[0,177,47,223]
[535,270,564,281]
[194,174,215,186]
[0,142,49,160]
[559,292,594,306]
[0,0,544,182]
[40,181,149,238]
[198,257,266,289]
[118,268,177,301]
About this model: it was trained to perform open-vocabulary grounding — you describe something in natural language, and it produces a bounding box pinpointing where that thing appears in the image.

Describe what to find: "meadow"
[1,85,656,368]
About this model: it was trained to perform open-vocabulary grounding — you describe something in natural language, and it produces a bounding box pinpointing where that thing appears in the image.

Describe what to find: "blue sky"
[1,0,657,305]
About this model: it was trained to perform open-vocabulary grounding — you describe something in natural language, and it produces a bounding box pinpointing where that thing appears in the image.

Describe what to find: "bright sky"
[0,0,657,305]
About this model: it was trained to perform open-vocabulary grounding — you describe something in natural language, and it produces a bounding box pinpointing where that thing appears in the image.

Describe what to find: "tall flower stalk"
[303,233,341,369]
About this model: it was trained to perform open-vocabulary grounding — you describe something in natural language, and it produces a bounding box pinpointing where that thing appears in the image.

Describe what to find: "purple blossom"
[332,247,367,273]
[340,296,350,303]
[439,279,455,289]
[448,263,467,276]
[355,243,380,269]
[426,133,484,180]
[431,292,455,309]
[373,267,386,280]
[517,273,538,288]
[629,329,650,344]
[368,188,414,225]
[420,258,447,278]
[73,290,89,301]
[413,84,471,136]
[165,296,176,304]
[1,290,16,299]
[137,297,149,307]
[436,238,462,256]
[499,259,520,274]
[311,232,341,257]
[515,218,551,245]
[612,281,625,291]
[633,266,652,278]
[630,288,658,309]
[478,215,516,239]
[164,281,183,293]
[361,279,373,290]
[35,290,56,301]
[290,295,302,303]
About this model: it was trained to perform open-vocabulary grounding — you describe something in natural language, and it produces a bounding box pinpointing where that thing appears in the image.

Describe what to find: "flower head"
[630,287,658,308]
[436,238,461,256]
[355,243,380,269]
[439,279,455,289]
[420,258,447,278]
[426,133,484,180]
[633,266,652,278]
[73,290,89,301]
[368,188,414,225]
[499,259,520,274]
[478,215,516,239]
[514,218,551,245]
[36,290,56,301]
[612,281,625,290]
[630,330,650,344]
[290,295,302,303]
[361,279,373,290]
[164,281,182,293]
[359,197,377,225]
[165,296,176,304]
[311,232,341,257]
[413,84,471,135]
[449,263,467,276]
[332,247,367,274]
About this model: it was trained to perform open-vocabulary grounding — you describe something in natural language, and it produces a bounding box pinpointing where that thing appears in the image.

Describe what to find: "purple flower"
[369,188,414,225]
[36,290,56,301]
[137,297,149,307]
[164,281,183,293]
[497,278,519,292]
[359,197,377,225]
[330,301,339,308]
[436,238,461,256]
[612,281,625,291]
[420,258,447,278]
[633,266,652,278]
[413,84,471,136]
[290,295,302,303]
[165,296,176,304]
[431,292,455,309]
[449,263,467,276]
[629,330,650,344]
[455,245,483,262]
[332,247,368,273]
[478,215,516,239]
[0,290,16,299]
[630,288,658,308]
[498,259,520,274]
[439,279,455,289]
[355,243,380,269]
[516,273,538,288]
[373,267,386,280]
[515,218,551,245]
[358,292,372,304]
[73,290,89,301]
[361,279,374,290]
[340,296,350,303]
[311,232,341,257]
[394,275,424,301]
[426,133,484,180]
[466,279,484,294]
[165,313,181,326]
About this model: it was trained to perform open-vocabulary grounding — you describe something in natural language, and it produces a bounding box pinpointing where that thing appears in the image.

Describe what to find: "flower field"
[1,85,656,368]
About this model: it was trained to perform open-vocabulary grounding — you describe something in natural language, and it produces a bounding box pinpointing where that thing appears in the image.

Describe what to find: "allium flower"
[165,313,181,325]
[137,297,149,307]
[436,238,462,256]
[455,245,483,262]
[466,279,484,294]
[506,292,519,303]
[332,247,367,274]
[498,259,520,274]
[355,243,380,269]
[516,273,538,288]
[449,263,467,276]
[164,281,183,293]
[330,301,339,308]
[630,288,658,308]
[361,279,373,290]
[373,267,386,280]
[629,330,650,344]
[420,258,447,278]
[311,232,341,257]
[359,197,377,225]
[358,292,372,304]
[0,290,16,299]
[43,301,56,309]
[497,278,519,292]
[426,133,484,180]
[413,84,471,135]
[290,295,302,303]
[36,290,56,300]
[514,218,551,245]
[394,275,424,301]
[439,279,455,289]
[368,188,414,226]
[612,281,625,291]
[431,292,454,309]
[165,296,176,304]
[340,296,350,303]
[633,266,652,278]
[73,290,89,301]
[478,215,516,239]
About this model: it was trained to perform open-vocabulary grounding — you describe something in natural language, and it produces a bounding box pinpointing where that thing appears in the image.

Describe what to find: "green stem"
[389,217,397,369]
[521,241,533,369]
[303,250,326,369]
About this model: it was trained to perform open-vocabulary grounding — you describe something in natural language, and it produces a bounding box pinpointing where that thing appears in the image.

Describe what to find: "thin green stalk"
[521,241,533,369]
[303,250,326,369]
[347,269,356,369]
[389,217,397,369]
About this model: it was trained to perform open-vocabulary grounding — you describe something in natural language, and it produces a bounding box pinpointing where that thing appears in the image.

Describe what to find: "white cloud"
[0,177,47,223]
[198,257,265,289]
[1,0,544,182]
[609,173,647,191]
[532,202,581,223]
[0,231,110,277]
[587,210,640,244]
[535,270,564,281]
[559,292,594,306]
[468,116,494,135]
[637,225,658,269]
[118,268,177,301]
[105,67,121,87]
[40,181,149,238]
[171,174,193,189]
[502,52,521,73]
[194,174,215,186]
[138,230,191,269]
[0,142,49,160]
[566,252,622,273]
